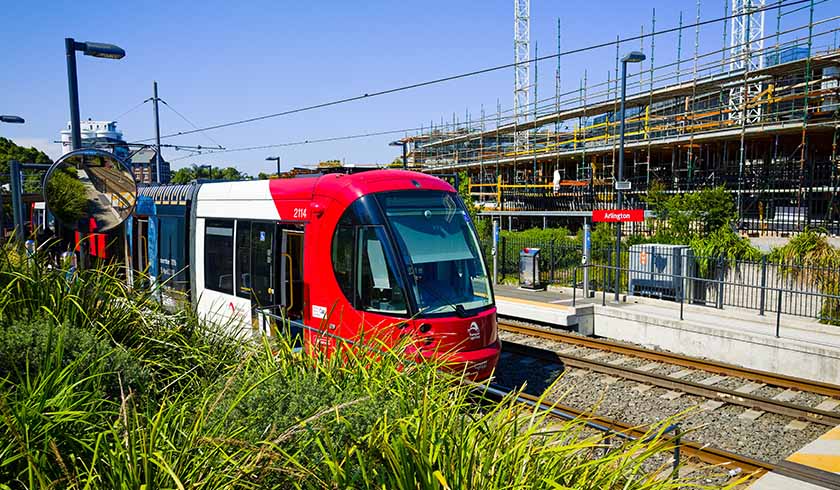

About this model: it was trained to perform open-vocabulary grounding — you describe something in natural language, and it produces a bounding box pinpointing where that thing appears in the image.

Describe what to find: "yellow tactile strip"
[786,425,840,474]
[496,295,573,312]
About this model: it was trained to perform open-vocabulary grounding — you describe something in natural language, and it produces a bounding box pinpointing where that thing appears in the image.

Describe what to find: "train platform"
[749,425,840,489]
[493,284,840,385]
[494,286,584,329]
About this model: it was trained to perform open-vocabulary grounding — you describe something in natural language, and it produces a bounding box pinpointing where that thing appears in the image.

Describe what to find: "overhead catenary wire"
[168,125,426,162]
[159,99,224,149]
[112,99,149,122]
[131,0,812,143]
[174,22,837,168]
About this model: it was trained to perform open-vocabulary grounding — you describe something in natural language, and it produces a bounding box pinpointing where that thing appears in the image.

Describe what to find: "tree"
[643,184,736,243]
[0,138,54,228]
[44,166,86,224]
[0,137,53,192]
[456,172,489,240]
[170,165,250,184]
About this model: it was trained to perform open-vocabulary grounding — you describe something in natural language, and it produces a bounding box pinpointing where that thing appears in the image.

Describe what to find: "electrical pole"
[152,81,163,184]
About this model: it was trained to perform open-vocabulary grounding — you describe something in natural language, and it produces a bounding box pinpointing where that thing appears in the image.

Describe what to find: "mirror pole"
[65,38,82,151]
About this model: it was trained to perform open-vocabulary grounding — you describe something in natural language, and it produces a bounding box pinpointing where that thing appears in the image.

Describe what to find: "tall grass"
[0,241,738,489]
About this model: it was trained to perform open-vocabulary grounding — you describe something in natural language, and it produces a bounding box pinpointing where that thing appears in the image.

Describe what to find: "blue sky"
[1,0,835,175]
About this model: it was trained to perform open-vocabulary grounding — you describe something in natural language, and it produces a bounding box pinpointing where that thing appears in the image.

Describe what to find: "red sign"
[592,209,645,223]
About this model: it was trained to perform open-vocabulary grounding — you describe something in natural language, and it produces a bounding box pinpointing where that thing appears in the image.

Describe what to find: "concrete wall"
[593,305,840,385]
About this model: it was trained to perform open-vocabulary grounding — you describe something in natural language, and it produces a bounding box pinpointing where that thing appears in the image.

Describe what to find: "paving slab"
[699,400,726,411]
[633,384,654,393]
[815,399,840,412]
[784,420,810,431]
[698,375,727,386]
[670,368,695,379]
[735,382,765,394]
[772,389,798,402]
[737,409,765,421]
[637,362,661,372]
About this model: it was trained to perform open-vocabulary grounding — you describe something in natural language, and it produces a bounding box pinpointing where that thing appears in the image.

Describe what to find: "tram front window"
[379,191,493,316]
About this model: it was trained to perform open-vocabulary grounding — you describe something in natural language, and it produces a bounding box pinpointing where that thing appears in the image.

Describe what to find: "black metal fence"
[484,236,616,288]
[484,239,840,325]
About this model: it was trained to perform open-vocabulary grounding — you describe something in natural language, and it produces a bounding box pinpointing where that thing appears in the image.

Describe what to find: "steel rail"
[503,341,840,426]
[476,382,774,476]
[499,321,840,398]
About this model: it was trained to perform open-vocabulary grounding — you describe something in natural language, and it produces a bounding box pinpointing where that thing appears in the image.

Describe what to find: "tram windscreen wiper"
[454,304,467,318]
[416,279,468,318]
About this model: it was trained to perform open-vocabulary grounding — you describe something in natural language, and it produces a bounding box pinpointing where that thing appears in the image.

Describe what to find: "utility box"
[519,248,544,290]
[628,244,694,301]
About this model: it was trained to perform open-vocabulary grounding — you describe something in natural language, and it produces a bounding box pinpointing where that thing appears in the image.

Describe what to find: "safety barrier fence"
[570,262,840,335]
[485,239,840,325]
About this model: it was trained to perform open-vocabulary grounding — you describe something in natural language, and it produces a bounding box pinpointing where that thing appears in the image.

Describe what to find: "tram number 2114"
[292,208,308,219]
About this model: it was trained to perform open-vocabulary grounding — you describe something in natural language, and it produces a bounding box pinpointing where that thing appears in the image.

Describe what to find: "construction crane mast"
[514,0,530,152]
[729,0,766,123]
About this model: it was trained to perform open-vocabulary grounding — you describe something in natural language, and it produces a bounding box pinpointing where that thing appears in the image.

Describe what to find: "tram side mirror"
[43,148,137,232]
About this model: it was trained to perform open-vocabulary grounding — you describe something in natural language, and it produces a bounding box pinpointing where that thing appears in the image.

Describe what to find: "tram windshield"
[378,191,493,316]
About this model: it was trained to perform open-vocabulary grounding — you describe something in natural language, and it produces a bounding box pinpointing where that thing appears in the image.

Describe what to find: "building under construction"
[406,1,840,234]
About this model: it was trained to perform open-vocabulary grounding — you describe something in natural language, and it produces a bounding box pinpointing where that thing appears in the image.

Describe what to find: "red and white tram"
[142,170,499,378]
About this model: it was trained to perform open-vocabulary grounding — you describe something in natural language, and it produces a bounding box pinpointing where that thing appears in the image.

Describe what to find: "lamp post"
[266,156,281,177]
[389,140,408,169]
[64,38,124,267]
[0,115,25,124]
[65,38,125,151]
[614,51,645,302]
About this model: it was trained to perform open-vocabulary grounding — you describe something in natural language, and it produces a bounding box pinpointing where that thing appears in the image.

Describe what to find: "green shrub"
[768,228,840,324]
[0,317,150,399]
[502,226,572,243]
[0,240,738,489]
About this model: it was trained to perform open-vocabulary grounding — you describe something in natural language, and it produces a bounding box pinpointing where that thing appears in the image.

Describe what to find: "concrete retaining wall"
[593,305,840,385]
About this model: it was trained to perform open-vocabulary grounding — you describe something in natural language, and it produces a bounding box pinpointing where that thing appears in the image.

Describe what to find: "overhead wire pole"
[152,81,163,183]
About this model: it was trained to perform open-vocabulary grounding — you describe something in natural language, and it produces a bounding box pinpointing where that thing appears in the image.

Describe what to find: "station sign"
[592,209,645,223]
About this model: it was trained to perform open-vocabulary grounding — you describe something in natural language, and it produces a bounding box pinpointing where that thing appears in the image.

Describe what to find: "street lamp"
[614,51,645,302]
[266,156,281,177]
[0,115,25,124]
[389,140,408,170]
[65,38,125,151]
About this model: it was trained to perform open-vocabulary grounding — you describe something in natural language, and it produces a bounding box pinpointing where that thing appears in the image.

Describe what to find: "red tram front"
[172,170,499,379]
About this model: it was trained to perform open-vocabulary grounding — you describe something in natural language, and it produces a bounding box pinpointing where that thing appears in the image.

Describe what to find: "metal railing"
[569,262,840,334]
[487,239,840,325]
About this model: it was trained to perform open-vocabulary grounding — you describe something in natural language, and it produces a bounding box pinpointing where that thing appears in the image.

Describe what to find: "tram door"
[279,228,304,320]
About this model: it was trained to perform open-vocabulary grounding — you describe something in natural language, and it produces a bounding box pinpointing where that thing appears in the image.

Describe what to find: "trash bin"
[519,248,544,290]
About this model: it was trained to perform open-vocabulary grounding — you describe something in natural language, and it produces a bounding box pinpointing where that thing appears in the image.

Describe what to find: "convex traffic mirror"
[43,148,137,232]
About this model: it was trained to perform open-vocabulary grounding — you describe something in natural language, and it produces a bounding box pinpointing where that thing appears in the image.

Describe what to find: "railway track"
[501,338,840,427]
[499,320,840,401]
[475,382,774,479]
[495,318,840,483]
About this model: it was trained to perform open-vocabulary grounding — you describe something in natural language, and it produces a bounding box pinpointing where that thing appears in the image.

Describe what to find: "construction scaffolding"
[404,3,840,235]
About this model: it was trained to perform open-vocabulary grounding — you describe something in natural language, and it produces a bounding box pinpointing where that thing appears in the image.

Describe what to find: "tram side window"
[356,227,406,314]
[204,220,234,294]
[235,220,251,299]
[332,224,355,304]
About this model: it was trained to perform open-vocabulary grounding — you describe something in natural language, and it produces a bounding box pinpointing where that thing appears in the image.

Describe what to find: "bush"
[0,240,734,489]
[0,317,150,400]
[768,228,840,324]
